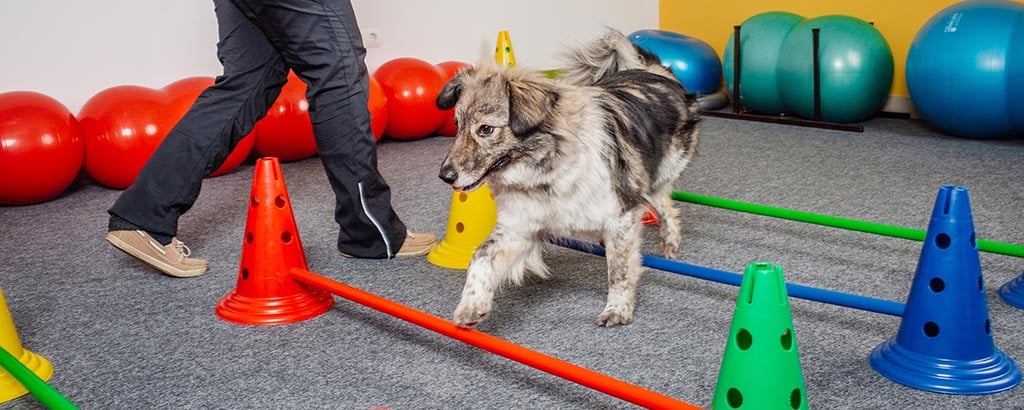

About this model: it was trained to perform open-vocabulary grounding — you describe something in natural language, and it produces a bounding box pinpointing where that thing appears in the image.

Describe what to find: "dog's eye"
[477,124,494,137]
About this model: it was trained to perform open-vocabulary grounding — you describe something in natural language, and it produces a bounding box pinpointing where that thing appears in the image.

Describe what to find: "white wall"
[0,0,657,113]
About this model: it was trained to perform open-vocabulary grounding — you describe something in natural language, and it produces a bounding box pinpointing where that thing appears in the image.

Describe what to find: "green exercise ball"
[777,15,894,123]
[723,11,805,115]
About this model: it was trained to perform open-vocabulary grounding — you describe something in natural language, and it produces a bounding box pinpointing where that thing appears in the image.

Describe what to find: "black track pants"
[109,0,407,258]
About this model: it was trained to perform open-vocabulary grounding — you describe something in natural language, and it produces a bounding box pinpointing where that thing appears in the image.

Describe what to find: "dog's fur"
[436,30,700,327]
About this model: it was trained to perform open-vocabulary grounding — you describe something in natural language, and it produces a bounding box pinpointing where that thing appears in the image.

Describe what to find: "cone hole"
[250,196,259,208]
[923,321,940,338]
[456,222,465,233]
[790,388,803,409]
[459,192,468,202]
[281,230,293,244]
[780,328,793,351]
[726,388,743,408]
[935,233,951,249]
[241,267,249,280]
[929,278,945,293]
[275,195,286,208]
[978,276,984,292]
[246,232,254,244]
[985,319,991,335]
[971,232,977,249]
[736,329,752,350]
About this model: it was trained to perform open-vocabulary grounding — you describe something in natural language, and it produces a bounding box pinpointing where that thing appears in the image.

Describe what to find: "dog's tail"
[558,29,675,86]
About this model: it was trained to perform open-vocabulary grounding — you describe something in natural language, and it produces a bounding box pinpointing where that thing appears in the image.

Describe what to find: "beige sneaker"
[394,231,438,258]
[106,230,208,277]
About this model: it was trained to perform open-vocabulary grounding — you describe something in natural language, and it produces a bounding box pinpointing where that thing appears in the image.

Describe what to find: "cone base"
[216,289,335,326]
[870,337,1022,395]
[427,239,477,270]
[999,274,1024,309]
[0,348,53,403]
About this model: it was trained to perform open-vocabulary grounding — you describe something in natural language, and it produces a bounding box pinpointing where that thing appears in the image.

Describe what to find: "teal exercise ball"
[777,15,894,123]
[723,11,805,115]
[906,0,1024,139]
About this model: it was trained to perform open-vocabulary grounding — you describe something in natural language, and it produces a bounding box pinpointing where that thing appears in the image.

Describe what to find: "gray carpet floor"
[1,115,1023,409]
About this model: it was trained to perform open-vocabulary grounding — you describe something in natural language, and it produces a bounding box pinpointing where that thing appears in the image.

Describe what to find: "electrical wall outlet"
[363,27,381,48]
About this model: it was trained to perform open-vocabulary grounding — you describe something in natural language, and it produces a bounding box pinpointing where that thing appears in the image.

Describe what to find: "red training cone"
[641,207,659,226]
[216,157,334,325]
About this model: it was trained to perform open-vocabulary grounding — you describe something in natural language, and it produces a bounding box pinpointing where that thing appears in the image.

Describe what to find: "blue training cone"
[999,272,1024,309]
[870,185,1021,395]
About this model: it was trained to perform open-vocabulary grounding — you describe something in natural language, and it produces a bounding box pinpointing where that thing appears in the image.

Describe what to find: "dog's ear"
[436,68,473,110]
[507,77,559,137]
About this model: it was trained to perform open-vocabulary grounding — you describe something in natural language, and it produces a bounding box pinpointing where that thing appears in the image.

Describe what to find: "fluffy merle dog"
[436,30,700,327]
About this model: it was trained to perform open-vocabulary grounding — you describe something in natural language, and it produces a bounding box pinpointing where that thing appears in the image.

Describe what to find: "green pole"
[672,191,1024,259]
[0,347,76,410]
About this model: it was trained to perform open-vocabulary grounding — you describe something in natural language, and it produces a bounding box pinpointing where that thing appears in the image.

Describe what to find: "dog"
[435,30,700,327]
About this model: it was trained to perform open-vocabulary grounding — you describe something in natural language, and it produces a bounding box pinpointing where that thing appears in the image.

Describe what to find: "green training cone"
[712,262,808,410]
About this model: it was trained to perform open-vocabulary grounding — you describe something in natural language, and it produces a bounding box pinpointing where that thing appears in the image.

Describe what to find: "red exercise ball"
[434,61,471,137]
[368,75,389,141]
[164,76,214,119]
[0,91,84,205]
[373,57,447,140]
[253,71,317,161]
[79,85,176,189]
[163,76,254,177]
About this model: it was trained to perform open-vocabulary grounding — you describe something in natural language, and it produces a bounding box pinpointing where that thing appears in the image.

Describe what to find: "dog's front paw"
[453,298,492,328]
[661,242,680,259]
[597,305,634,327]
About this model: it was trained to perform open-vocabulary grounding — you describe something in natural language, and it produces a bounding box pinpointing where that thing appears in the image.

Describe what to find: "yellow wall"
[658,0,1016,97]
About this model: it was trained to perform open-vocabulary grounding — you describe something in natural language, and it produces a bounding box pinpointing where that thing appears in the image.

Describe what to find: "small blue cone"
[870,185,1021,395]
[999,272,1024,309]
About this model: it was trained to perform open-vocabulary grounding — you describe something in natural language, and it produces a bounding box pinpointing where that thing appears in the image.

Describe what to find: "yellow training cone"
[0,287,54,403]
[495,30,517,68]
[428,188,498,269]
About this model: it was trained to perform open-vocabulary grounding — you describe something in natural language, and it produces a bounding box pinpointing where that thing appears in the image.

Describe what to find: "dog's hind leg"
[649,190,682,258]
[597,209,645,326]
[453,228,539,328]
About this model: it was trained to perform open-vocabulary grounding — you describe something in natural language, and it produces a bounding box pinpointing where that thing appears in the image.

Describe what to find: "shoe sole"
[339,242,438,259]
[394,242,437,258]
[106,233,207,278]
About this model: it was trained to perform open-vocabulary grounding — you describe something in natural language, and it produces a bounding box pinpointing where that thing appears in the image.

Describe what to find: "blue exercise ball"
[906,0,1024,139]
[628,29,723,95]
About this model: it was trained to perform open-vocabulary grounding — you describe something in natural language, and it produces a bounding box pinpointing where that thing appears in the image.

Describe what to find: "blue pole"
[550,237,905,317]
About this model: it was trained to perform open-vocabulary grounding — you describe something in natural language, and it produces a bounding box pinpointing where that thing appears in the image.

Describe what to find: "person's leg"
[231,0,423,258]
[106,0,290,276]
[109,0,289,241]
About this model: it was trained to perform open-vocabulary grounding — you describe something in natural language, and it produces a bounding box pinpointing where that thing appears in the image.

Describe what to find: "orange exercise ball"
[0,91,84,205]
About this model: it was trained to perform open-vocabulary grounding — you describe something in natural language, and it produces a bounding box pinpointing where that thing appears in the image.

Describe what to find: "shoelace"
[174,240,193,257]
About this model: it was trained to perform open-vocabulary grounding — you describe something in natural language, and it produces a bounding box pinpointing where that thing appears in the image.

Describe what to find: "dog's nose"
[438,165,458,184]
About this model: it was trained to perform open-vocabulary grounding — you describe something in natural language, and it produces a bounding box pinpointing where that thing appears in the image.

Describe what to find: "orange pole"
[289,268,700,410]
